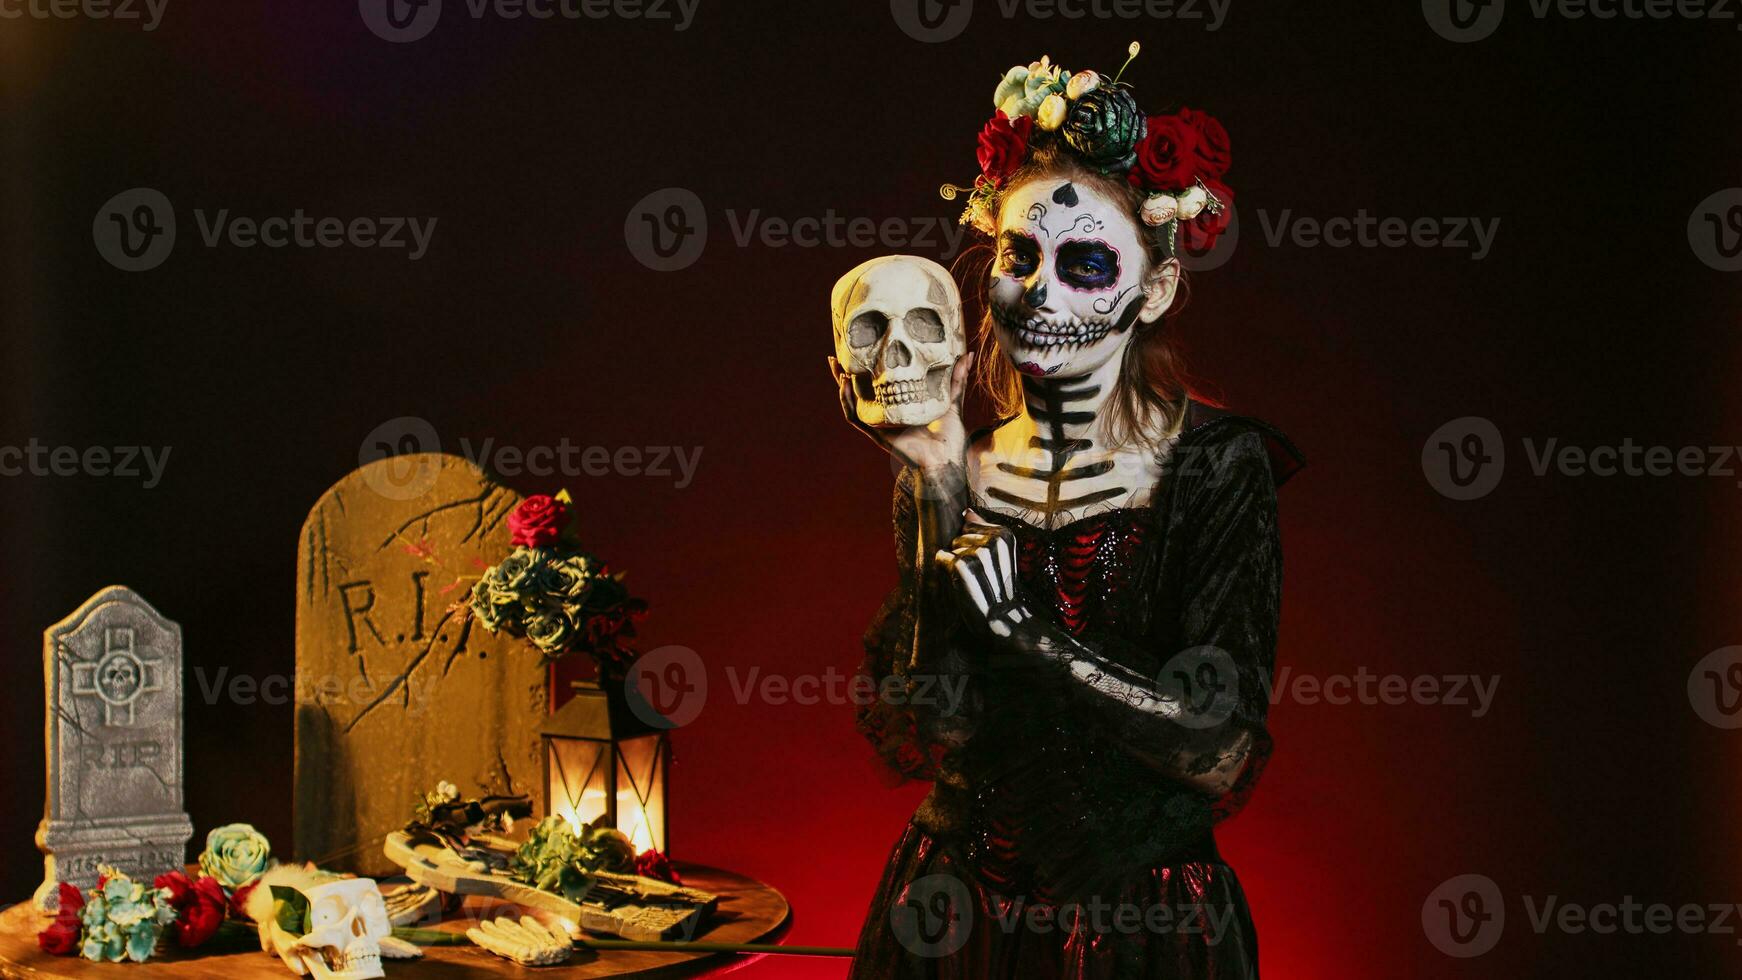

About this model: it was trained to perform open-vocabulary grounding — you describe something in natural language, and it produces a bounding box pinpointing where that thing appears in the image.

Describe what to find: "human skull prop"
[831,255,965,427]
[254,874,421,980]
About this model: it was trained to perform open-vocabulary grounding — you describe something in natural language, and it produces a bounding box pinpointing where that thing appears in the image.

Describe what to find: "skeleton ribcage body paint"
[969,370,1166,529]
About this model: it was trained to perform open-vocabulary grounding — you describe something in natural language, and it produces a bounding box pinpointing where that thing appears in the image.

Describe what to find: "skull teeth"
[302,946,382,980]
[994,308,1114,350]
[872,379,930,405]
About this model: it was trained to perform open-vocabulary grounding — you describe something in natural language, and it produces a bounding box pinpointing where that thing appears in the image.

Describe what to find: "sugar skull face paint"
[989,178,1150,379]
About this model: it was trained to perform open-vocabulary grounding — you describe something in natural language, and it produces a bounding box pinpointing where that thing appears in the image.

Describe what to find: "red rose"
[54,882,84,913]
[976,110,1033,186]
[36,883,84,956]
[229,881,259,921]
[1179,178,1235,254]
[1177,107,1231,180]
[1129,113,1199,192]
[155,869,191,906]
[155,871,228,948]
[508,494,569,548]
[37,915,79,956]
[632,849,682,885]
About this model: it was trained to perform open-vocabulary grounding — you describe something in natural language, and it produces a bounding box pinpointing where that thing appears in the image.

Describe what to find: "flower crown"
[942,42,1234,255]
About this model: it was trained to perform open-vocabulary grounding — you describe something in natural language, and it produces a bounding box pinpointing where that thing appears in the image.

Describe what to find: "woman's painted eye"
[998,234,1039,277]
[1056,240,1120,289]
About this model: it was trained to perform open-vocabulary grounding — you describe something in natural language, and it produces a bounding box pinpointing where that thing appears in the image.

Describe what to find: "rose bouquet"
[465,491,647,673]
[38,824,275,962]
[38,872,178,962]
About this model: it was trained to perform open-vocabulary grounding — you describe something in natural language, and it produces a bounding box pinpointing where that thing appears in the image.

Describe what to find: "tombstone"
[35,586,194,910]
[295,453,546,875]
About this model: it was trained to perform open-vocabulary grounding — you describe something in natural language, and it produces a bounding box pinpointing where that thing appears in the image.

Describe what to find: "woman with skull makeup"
[834,49,1301,979]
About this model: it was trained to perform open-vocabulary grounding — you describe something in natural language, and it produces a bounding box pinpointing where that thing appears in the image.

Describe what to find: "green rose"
[537,556,596,603]
[1062,86,1146,174]
[525,612,574,655]
[470,577,517,632]
[496,547,543,591]
[536,558,578,597]
[483,549,545,619]
[198,823,272,889]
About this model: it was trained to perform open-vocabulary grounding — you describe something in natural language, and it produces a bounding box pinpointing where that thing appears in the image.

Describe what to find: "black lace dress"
[849,404,1302,980]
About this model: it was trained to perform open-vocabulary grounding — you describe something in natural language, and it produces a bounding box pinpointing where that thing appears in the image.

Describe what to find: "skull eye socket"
[310,896,347,928]
[848,311,887,348]
[904,308,946,343]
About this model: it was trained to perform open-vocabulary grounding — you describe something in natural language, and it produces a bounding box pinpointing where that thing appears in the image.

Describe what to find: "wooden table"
[0,864,795,979]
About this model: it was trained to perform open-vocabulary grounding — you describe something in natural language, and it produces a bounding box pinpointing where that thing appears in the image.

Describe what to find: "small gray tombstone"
[34,586,193,909]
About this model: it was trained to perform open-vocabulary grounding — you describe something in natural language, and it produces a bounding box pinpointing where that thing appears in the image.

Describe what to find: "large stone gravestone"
[295,453,546,875]
[35,586,194,909]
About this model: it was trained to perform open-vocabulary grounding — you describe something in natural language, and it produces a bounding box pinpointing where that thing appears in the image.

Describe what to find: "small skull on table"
[246,867,423,980]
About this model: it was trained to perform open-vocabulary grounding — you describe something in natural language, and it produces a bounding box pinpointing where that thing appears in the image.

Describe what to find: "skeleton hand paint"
[935,512,1034,638]
[990,178,1153,380]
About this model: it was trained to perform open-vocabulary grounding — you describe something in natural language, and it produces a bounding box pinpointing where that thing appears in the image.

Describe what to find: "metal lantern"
[537,679,668,855]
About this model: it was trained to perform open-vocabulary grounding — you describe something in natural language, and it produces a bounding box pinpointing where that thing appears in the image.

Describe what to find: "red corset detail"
[1011,509,1153,637]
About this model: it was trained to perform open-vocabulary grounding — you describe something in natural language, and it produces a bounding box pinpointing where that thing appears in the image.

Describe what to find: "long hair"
[952,144,1205,450]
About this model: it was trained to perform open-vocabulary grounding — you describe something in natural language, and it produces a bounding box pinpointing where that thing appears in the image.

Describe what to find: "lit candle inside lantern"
[538,680,670,858]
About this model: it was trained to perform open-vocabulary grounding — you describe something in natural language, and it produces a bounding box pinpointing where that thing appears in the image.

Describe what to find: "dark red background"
[4,2,1741,976]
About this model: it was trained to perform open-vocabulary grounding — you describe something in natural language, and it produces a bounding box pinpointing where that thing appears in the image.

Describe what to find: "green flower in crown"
[992,55,1068,120]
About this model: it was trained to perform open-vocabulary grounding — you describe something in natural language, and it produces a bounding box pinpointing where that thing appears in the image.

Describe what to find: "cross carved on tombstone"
[69,627,164,727]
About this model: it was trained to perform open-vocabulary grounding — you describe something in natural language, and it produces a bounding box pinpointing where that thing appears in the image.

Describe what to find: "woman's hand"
[935,510,1034,639]
[830,352,974,476]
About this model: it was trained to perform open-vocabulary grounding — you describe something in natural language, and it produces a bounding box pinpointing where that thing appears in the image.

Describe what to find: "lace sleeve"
[855,466,977,784]
[1137,426,1284,819]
